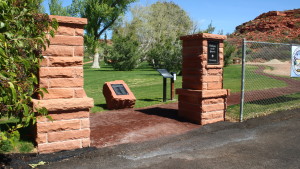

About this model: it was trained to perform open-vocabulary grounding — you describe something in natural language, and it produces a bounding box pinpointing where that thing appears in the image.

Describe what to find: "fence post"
[239,38,246,122]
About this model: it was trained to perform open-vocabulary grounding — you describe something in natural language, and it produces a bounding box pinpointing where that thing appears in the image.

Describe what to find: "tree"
[224,41,236,66]
[38,0,46,13]
[49,0,70,16]
[197,21,216,34]
[118,2,193,72]
[106,30,140,71]
[81,0,136,69]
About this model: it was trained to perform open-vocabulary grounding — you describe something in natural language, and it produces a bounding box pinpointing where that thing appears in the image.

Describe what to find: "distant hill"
[228,9,300,44]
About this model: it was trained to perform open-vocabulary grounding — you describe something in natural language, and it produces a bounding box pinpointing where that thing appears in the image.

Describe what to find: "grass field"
[84,63,289,112]
[227,92,300,120]
[223,65,287,93]
[84,62,182,112]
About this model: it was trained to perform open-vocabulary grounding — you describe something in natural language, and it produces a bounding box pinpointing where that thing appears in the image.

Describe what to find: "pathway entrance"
[91,65,300,148]
[90,103,199,148]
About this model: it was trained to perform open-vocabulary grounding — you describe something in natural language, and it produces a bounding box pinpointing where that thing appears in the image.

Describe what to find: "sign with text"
[291,45,300,77]
[207,41,220,65]
[111,84,129,95]
[157,69,173,78]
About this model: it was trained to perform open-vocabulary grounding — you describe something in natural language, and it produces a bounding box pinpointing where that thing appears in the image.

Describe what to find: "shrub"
[0,0,57,151]
[224,41,236,66]
[106,32,140,71]
[147,38,182,73]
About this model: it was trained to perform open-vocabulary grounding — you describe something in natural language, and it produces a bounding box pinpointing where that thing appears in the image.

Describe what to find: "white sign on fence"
[291,46,300,77]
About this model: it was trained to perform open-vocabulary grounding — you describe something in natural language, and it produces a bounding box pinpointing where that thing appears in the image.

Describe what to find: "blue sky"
[42,0,299,34]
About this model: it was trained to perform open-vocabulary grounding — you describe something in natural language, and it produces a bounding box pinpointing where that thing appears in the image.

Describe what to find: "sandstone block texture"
[103,80,136,109]
[34,15,94,154]
[176,33,229,125]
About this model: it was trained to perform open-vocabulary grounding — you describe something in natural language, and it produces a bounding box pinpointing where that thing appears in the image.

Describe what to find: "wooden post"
[170,74,175,100]
[163,77,167,102]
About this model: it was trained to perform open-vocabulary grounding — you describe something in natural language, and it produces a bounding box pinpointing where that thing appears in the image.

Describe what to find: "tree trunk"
[91,51,100,68]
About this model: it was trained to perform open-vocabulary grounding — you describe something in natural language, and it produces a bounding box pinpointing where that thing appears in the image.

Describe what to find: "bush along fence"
[32,15,94,154]
[239,39,300,121]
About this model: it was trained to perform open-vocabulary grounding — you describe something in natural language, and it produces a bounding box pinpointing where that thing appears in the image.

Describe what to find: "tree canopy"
[81,0,137,68]
[112,1,193,72]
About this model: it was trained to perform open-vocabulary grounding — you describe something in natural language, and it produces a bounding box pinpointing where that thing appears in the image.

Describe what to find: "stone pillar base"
[176,89,229,125]
[33,98,93,153]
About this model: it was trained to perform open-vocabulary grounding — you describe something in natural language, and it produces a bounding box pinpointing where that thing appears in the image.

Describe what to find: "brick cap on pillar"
[49,15,87,25]
[180,33,227,40]
[176,88,230,98]
[32,98,94,112]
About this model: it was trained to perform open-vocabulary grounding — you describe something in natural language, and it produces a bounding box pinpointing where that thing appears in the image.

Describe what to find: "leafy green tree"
[67,0,84,17]
[106,30,140,71]
[81,0,137,69]
[224,41,236,66]
[48,0,83,17]
[49,0,70,16]
[147,38,182,72]
[197,21,216,34]
[0,0,56,151]
[38,0,45,13]
[119,2,193,72]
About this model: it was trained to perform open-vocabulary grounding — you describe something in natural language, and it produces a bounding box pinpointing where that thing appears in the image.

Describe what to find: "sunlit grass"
[227,92,300,121]
[84,62,182,112]
[85,63,289,112]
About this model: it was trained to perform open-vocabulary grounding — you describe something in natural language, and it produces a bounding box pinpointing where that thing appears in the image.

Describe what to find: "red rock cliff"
[230,9,300,43]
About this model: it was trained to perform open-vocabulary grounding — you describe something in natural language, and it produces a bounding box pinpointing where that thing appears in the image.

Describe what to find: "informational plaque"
[207,41,220,65]
[157,69,173,78]
[291,45,300,77]
[111,84,129,95]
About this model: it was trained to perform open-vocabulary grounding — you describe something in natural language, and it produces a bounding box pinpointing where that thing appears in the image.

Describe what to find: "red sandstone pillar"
[32,16,94,153]
[176,33,230,125]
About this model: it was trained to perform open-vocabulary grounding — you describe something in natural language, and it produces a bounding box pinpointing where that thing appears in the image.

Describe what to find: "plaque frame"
[207,40,220,65]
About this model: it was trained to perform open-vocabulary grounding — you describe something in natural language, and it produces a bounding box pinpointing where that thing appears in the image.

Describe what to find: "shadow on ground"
[137,107,182,122]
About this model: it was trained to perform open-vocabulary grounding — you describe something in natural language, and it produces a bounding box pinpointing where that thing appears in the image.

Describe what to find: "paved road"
[31,108,299,169]
[3,108,299,168]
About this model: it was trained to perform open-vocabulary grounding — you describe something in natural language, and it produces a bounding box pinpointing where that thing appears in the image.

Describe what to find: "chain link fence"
[240,40,300,121]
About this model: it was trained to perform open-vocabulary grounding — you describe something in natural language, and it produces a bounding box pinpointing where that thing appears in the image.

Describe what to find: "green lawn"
[223,65,287,93]
[227,92,300,120]
[84,62,182,112]
[84,63,289,113]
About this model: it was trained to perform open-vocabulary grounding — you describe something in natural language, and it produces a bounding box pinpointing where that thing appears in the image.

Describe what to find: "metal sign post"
[157,69,174,102]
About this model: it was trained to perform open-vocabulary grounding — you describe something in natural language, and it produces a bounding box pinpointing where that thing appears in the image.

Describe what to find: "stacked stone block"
[32,15,94,153]
[176,33,229,125]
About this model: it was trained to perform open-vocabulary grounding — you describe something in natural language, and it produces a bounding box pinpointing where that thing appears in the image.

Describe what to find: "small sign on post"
[157,69,174,78]
[157,69,174,102]
[208,40,220,65]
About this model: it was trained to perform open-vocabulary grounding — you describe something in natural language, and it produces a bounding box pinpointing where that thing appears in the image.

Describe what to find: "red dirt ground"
[90,66,300,148]
[90,103,200,148]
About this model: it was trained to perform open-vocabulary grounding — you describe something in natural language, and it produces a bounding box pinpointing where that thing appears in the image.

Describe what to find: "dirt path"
[84,61,93,64]
[90,103,199,148]
[91,65,300,148]
[228,65,300,105]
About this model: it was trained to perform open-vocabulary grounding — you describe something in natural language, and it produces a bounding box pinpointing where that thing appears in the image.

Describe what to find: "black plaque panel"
[157,69,173,78]
[208,41,220,65]
[111,84,129,95]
